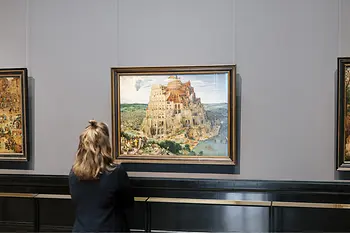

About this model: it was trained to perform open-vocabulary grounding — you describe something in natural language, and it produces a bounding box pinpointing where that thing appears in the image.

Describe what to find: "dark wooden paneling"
[126,202,147,230]
[2,174,350,196]
[1,174,350,232]
[0,174,68,194]
[0,198,34,222]
[0,197,35,232]
[273,192,350,203]
[0,221,33,232]
[36,198,146,232]
[276,207,350,232]
[130,176,350,194]
[150,203,269,232]
[38,198,74,231]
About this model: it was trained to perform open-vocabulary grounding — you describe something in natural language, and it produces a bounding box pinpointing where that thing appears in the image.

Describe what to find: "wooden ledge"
[34,194,147,202]
[35,194,71,199]
[1,192,350,210]
[147,197,271,206]
[272,201,350,209]
[135,197,148,202]
[0,192,37,198]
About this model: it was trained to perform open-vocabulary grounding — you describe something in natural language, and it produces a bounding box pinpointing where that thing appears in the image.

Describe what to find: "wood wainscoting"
[0,174,350,232]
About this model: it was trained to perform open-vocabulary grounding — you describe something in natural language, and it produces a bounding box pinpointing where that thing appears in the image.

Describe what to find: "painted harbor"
[120,103,228,156]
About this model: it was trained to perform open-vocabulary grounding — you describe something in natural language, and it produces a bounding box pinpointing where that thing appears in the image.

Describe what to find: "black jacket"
[68,164,134,232]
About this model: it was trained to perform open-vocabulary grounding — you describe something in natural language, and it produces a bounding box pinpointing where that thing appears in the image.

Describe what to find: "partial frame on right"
[337,57,350,171]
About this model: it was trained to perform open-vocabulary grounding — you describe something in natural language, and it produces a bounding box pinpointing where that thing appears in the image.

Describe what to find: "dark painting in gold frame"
[111,65,236,165]
[0,68,29,161]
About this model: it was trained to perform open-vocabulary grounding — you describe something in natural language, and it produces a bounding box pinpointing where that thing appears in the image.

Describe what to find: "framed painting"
[0,68,28,161]
[111,65,236,165]
[337,57,350,170]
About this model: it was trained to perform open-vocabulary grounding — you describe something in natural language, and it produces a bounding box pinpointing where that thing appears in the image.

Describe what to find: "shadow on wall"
[122,73,242,175]
[0,76,35,170]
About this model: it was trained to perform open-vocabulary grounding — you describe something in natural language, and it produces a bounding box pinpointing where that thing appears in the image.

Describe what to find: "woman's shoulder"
[104,163,128,179]
[68,167,78,186]
[68,167,73,176]
[106,163,123,175]
[68,167,76,179]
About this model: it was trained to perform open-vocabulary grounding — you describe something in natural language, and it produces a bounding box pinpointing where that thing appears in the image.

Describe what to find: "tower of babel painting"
[141,76,215,141]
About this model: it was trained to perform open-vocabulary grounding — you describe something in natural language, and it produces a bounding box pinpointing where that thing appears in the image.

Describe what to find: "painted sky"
[119,73,228,104]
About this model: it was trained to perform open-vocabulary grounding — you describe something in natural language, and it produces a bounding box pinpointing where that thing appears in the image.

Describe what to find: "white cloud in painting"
[119,73,228,104]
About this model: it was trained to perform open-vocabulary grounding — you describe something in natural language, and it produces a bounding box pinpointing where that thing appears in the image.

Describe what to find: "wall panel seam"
[25,0,29,71]
[338,0,342,57]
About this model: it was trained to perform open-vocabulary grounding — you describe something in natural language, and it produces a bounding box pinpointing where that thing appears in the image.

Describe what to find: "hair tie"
[89,119,97,127]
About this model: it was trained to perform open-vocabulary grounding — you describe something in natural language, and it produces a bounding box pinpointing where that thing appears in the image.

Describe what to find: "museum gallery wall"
[2,57,350,174]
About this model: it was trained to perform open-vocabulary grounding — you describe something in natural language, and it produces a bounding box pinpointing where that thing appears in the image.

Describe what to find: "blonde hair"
[72,120,116,180]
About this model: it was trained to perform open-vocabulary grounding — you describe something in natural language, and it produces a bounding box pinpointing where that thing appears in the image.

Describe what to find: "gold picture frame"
[0,68,29,161]
[111,65,236,165]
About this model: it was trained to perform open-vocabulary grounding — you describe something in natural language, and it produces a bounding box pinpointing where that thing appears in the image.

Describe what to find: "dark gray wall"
[0,0,348,180]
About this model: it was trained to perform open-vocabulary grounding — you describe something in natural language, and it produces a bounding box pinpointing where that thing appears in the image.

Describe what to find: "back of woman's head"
[72,120,115,180]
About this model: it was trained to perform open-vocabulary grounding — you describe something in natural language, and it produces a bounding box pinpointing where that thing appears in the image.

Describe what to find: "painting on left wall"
[0,68,29,161]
